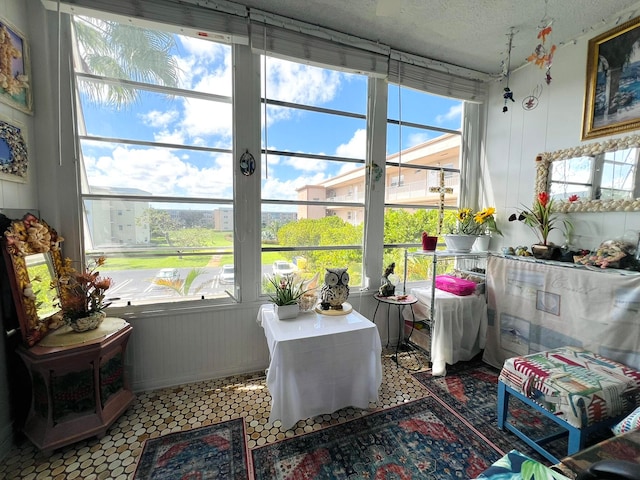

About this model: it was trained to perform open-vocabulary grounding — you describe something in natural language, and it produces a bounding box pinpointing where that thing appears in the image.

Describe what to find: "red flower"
[538,192,549,207]
[568,194,579,203]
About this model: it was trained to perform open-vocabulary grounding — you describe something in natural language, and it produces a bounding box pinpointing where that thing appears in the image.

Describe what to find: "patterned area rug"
[133,418,249,479]
[413,357,611,465]
[251,396,503,479]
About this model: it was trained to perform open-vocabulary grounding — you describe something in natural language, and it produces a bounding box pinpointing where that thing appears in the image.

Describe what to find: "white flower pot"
[443,234,478,253]
[473,235,491,252]
[274,303,299,320]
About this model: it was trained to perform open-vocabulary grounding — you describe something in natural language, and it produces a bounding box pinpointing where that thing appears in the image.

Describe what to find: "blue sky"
[78,29,462,205]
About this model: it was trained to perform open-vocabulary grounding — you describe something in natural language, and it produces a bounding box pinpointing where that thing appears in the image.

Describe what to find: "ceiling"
[235,0,640,77]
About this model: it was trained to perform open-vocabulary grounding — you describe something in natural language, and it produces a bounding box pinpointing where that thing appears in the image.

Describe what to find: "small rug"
[133,418,249,479]
[413,357,611,464]
[251,396,503,479]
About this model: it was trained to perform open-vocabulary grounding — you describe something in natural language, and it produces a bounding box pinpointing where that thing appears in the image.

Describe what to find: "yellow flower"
[450,206,502,236]
[474,207,495,224]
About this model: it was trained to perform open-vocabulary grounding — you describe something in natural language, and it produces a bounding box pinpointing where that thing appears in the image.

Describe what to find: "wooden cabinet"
[17,318,134,453]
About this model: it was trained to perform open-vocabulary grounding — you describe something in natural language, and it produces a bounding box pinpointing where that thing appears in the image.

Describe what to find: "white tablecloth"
[257,304,382,430]
[406,285,487,376]
[483,255,640,371]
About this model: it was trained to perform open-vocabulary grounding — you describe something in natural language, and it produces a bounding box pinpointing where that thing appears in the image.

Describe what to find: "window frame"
[49,7,478,316]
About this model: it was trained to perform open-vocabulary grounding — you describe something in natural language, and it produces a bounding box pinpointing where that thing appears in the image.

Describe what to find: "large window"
[62,7,474,311]
[260,56,368,289]
[384,85,463,281]
[72,15,235,307]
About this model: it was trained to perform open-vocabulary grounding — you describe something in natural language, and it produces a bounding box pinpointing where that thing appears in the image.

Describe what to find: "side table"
[17,317,134,453]
[373,294,421,370]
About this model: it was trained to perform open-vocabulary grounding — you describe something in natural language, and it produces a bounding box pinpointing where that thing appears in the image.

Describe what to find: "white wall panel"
[125,295,385,392]
[484,19,640,252]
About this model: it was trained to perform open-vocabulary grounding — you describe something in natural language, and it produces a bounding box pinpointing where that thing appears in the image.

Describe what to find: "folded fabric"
[612,406,640,435]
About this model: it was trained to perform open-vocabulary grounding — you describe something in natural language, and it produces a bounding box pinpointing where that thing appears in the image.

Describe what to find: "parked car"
[272,260,296,276]
[154,268,179,283]
[219,264,235,284]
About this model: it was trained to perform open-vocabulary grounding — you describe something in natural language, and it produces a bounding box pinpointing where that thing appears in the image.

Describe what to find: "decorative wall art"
[0,115,28,182]
[583,16,640,139]
[0,19,32,114]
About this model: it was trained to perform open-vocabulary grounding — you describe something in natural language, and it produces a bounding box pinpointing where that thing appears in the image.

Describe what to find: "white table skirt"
[257,304,382,430]
[406,285,487,376]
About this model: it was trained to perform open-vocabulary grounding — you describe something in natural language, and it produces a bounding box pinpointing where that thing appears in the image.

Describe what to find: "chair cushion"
[499,347,640,428]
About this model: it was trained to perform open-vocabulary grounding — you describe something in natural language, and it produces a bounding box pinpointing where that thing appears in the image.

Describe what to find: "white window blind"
[41,0,249,44]
[389,51,488,103]
[249,11,389,77]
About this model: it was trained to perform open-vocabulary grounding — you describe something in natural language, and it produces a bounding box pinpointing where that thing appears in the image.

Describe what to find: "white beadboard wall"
[124,294,387,393]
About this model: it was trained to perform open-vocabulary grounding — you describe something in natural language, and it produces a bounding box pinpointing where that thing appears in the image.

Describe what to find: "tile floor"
[0,348,430,480]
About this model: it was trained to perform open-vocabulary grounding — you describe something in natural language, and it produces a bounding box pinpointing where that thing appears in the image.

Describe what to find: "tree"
[152,268,208,296]
[137,208,181,246]
[72,16,180,109]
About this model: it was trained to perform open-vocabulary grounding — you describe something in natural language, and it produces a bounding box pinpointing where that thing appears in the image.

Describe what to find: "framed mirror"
[2,213,65,347]
[534,133,640,213]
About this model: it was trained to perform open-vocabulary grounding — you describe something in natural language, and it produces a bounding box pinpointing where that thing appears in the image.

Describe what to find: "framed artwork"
[0,18,32,114]
[583,16,640,140]
[0,115,28,183]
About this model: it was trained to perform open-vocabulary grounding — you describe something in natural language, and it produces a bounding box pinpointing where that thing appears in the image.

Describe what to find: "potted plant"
[510,192,574,259]
[56,256,113,331]
[445,207,484,252]
[473,207,503,251]
[265,273,308,320]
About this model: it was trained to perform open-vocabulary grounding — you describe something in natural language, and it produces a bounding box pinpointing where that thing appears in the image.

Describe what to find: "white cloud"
[84,146,232,198]
[335,129,366,159]
[436,104,463,124]
[180,98,232,139]
[140,110,179,128]
[261,171,329,201]
[164,37,234,141]
[407,131,431,147]
[261,58,342,125]
[153,129,186,145]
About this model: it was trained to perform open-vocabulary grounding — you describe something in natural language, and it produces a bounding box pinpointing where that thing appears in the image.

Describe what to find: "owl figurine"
[319,267,350,310]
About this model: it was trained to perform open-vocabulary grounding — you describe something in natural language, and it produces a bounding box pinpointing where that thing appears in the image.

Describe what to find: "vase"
[531,244,561,260]
[473,235,491,252]
[68,310,106,332]
[298,292,318,313]
[274,303,299,320]
[443,234,478,253]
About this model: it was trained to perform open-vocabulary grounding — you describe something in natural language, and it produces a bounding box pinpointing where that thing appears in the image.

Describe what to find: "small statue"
[319,267,350,310]
[379,262,396,297]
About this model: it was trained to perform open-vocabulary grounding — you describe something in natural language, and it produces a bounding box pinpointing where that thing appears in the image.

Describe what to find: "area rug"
[251,395,504,479]
[413,357,610,464]
[133,418,249,479]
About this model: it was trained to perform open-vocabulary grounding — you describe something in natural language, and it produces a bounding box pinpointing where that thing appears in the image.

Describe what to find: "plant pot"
[274,303,299,320]
[421,235,438,251]
[473,235,491,252]
[68,311,106,332]
[531,244,561,260]
[443,234,478,253]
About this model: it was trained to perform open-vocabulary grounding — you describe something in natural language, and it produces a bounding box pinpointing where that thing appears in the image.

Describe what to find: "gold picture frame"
[582,16,640,140]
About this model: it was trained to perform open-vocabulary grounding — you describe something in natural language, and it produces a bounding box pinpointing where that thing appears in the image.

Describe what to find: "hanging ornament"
[502,29,516,113]
[527,1,557,85]
[522,84,543,111]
